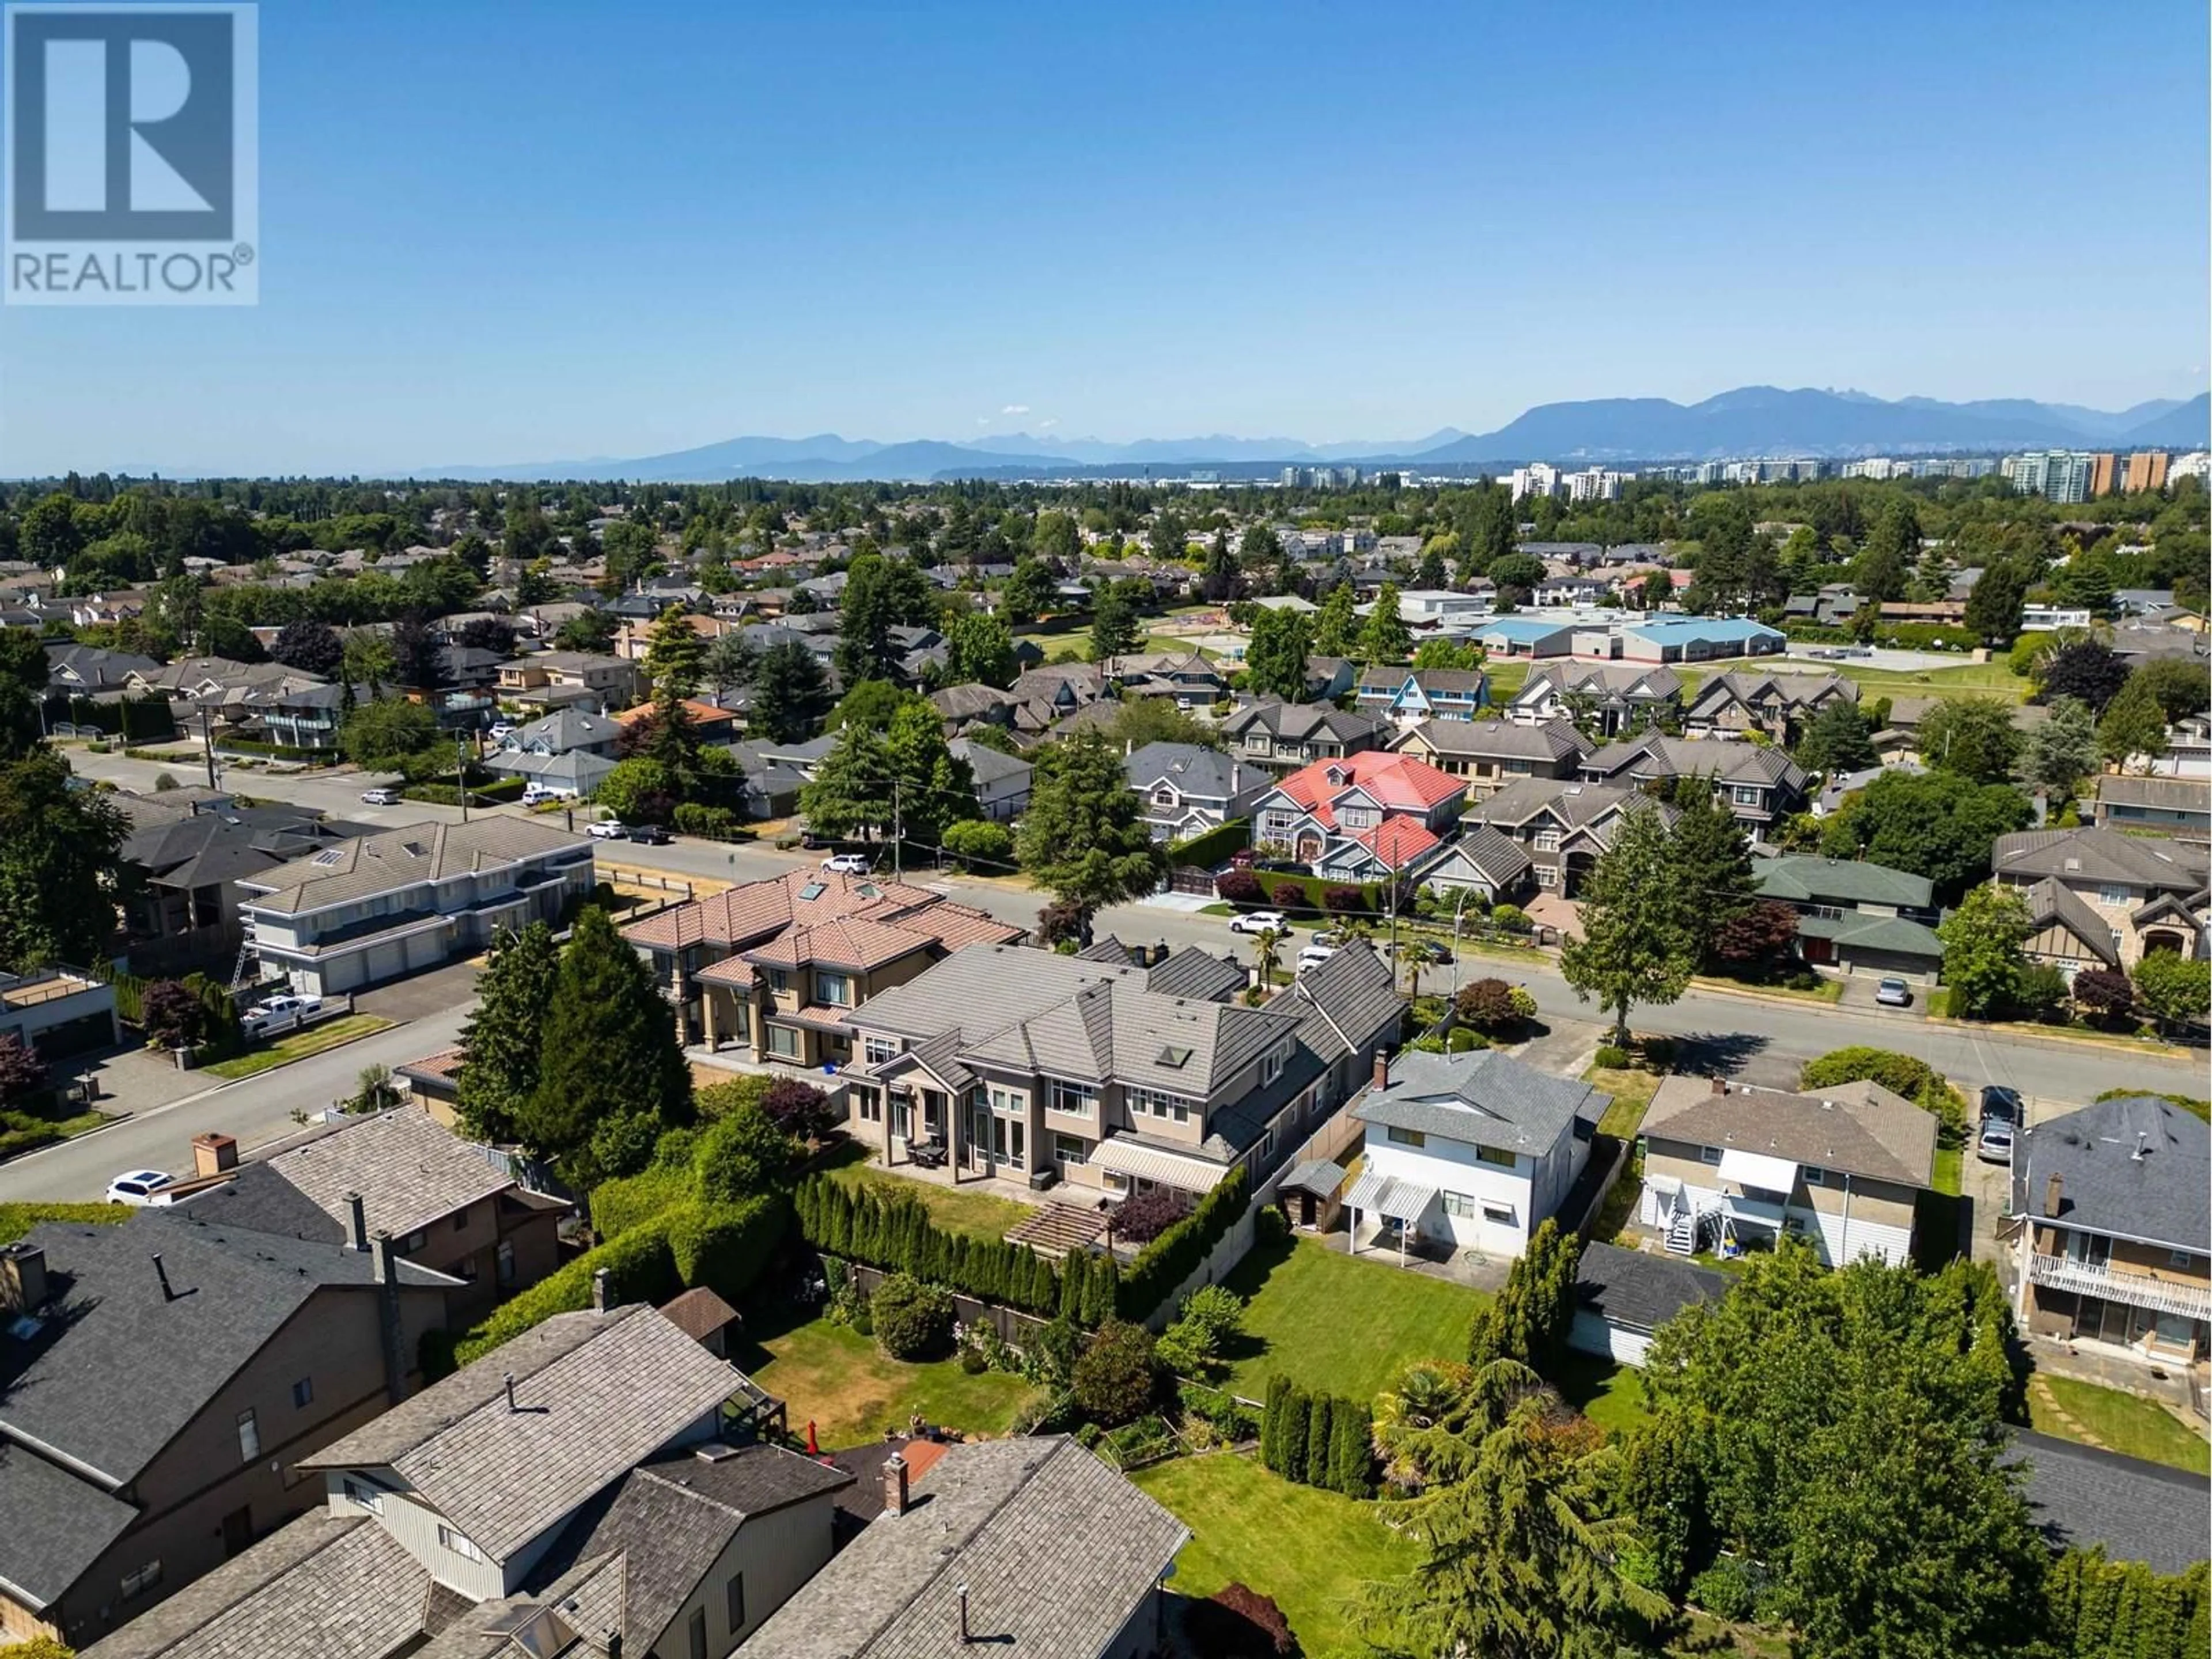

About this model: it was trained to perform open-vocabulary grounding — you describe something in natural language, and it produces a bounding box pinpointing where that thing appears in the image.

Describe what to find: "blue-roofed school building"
[1471,616,1575,658]
[1618,616,1785,664]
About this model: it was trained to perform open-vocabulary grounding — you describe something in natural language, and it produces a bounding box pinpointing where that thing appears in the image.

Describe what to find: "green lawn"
[203,1013,396,1080]
[820,1150,1036,1243]
[1554,1351,1652,1435]
[1220,1234,1488,1403]
[733,1309,1037,1448]
[2028,1375,2210,1475]
[1134,1453,1417,1659]
[1931,1144,1962,1197]
[1834,660,2028,699]
[1587,1066,1661,1139]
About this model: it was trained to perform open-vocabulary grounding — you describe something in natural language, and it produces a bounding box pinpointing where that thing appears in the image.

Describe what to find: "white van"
[521,783,560,806]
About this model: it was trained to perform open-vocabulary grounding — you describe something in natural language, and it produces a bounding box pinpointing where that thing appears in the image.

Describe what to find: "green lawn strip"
[2029,1376,2210,1475]
[1134,1452,1417,1659]
[1931,1145,1962,1197]
[203,1014,396,1080]
[736,1312,1036,1448]
[0,1202,129,1245]
[820,1156,1036,1243]
[1586,1067,1660,1139]
[1221,1234,1488,1404]
[1691,974,1843,1005]
[1834,661,2028,699]
[1552,1351,1653,1436]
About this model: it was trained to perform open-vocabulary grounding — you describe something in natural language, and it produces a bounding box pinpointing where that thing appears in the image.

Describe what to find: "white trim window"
[438,1525,486,1564]
[862,1036,900,1067]
[1048,1080,1097,1118]
[1127,1086,1195,1124]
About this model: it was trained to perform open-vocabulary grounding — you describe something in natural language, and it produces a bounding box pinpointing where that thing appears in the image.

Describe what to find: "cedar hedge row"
[1259,1374,1374,1498]
[794,1175,1062,1316]
[1166,819,1251,871]
[1117,1167,1248,1324]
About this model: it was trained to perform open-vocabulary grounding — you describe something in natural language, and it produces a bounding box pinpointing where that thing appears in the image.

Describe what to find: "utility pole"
[454,734,470,823]
[199,703,218,791]
[891,779,902,882]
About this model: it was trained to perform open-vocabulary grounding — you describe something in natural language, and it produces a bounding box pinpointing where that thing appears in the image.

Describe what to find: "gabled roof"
[2005,1430,2211,1575]
[1574,1240,1730,1334]
[2017,877,2123,966]
[1395,717,1590,763]
[234,819,589,915]
[738,1437,1188,1659]
[1354,1049,1604,1154]
[1685,671,1854,716]
[1581,733,1806,793]
[1753,855,1934,910]
[1642,1075,1936,1189]
[1124,741,1259,803]
[1274,942,1403,1064]
[1144,946,1246,1003]
[1345,815,1442,869]
[1993,825,2209,895]
[2009,1096,2209,1250]
[1221,699,1383,744]
[302,1305,747,1561]
[622,867,1019,960]
[1423,824,1535,888]
[1516,662,1683,701]
[1266,749,1464,830]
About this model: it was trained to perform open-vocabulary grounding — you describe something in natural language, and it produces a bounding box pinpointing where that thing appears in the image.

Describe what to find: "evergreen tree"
[1665,789,1758,967]
[836,551,937,685]
[1200,531,1241,602]
[1305,1394,1336,1487]
[1244,606,1312,703]
[1014,729,1166,929]
[521,907,694,1186]
[1330,1397,1374,1498]
[643,604,706,700]
[799,722,893,842]
[885,697,978,847]
[1854,497,1920,603]
[1001,559,1055,626]
[1278,1387,1310,1482]
[1312,583,1357,657]
[1358,582,1412,664]
[2020,696,2100,794]
[748,641,834,743]
[454,922,559,1144]
[1089,582,1143,662]
[1561,804,1698,1045]
[1418,544,1448,589]
[1961,555,2029,645]
[1262,1375,1290,1474]
[2097,673,2169,772]
[942,611,1018,688]
[1921,695,2022,785]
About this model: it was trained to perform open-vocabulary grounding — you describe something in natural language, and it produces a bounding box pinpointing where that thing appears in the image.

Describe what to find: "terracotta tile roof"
[1350,817,1441,868]
[611,697,734,726]
[1271,750,1464,831]
[396,1046,464,1085]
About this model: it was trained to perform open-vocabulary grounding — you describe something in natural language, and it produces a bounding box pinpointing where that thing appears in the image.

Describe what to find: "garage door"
[1569,1308,1653,1368]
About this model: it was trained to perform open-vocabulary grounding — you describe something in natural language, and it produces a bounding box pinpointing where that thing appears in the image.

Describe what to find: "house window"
[1127,1086,1194,1123]
[2171,1249,2202,1270]
[1803,1167,1828,1187]
[343,1478,383,1514]
[1732,785,1762,806]
[291,1377,313,1408]
[1533,830,1561,853]
[766,1025,801,1059]
[1153,787,1175,806]
[120,1560,162,1600]
[2097,884,2131,906]
[726,1573,747,1633]
[863,1037,900,1066]
[1050,1080,1097,1118]
[1441,1191,1479,1218]
[1386,1126,1426,1147]
[453,1212,469,1232]
[813,971,853,1007]
[767,968,789,994]
[1482,1203,1516,1225]
[1535,865,1558,889]
[990,1085,1025,1115]
[1699,1146,1722,1165]
[438,1525,486,1564]
[689,1607,709,1659]
[855,1088,882,1123]
[1262,1047,1283,1085]
[1055,1134,1089,1167]
[497,1239,516,1287]
[1474,1145,1516,1170]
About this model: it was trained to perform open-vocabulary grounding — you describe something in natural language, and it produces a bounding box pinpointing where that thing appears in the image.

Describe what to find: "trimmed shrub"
[1690,1560,1755,1622]
[590,1166,692,1239]
[1321,885,1364,915]
[1072,1320,1159,1426]
[1117,1167,1249,1325]
[1455,977,1517,1033]
[1109,1188,1187,1246]
[697,1074,771,1120]
[1185,1584,1301,1658]
[1169,819,1250,870]
[695,1105,802,1204]
[1593,1044,1633,1070]
[1446,1027,1487,1052]
[665,1195,785,1301]
[870,1272,956,1359]
[1268,879,1306,912]
[794,1175,1061,1316]
[1491,903,1532,934]
[1801,1047,1968,1143]
[759,1077,835,1140]
[1215,868,1266,907]
[672,802,751,839]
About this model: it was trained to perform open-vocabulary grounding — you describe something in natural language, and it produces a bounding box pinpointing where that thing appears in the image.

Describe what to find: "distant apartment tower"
[2089,453,2119,498]
[1509,462,1561,499]
[2172,451,2211,486]
[1914,456,1998,479]
[1281,465,1313,488]
[2003,450,2092,503]
[1564,467,1628,501]
[2125,450,2170,493]
[1842,457,1907,480]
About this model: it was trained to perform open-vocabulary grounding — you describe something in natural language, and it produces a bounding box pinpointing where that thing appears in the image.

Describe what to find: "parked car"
[1296,944,1339,974]
[521,783,560,806]
[628,823,672,845]
[105,1169,175,1206]
[821,853,873,875]
[358,787,400,806]
[588,820,628,840]
[1978,1085,2022,1128]
[487,722,515,741]
[1874,977,1912,1007]
[245,993,323,1020]
[1976,1116,2016,1164]
[1228,909,1288,936]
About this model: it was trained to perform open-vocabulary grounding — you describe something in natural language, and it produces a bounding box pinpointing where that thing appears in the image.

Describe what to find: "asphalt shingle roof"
[1642,1075,1936,1189]
[1994,826,2209,894]
[1573,1241,1729,1335]
[2008,1096,2209,1250]
[235,818,589,916]
[0,1441,138,1611]
[2006,1429,2211,1574]
[1353,1049,1604,1154]
[737,1437,1188,1659]
[1754,855,1934,910]
[1396,717,1591,763]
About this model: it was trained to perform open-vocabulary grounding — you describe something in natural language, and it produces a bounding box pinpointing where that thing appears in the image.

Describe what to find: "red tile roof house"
[1251,751,1468,882]
[620,869,1023,1069]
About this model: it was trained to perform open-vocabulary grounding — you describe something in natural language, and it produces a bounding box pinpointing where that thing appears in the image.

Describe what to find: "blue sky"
[2,0,2206,476]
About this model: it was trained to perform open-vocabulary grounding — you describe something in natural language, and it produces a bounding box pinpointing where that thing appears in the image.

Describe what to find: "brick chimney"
[883,1453,909,1517]
[192,1131,238,1178]
[0,1241,48,1312]
[1710,1075,1726,1095]
[1372,1051,1390,1092]
[2043,1173,2063,1219]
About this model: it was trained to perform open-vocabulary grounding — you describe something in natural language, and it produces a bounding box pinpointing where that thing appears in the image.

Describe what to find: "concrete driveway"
[1835,975,1928,1018]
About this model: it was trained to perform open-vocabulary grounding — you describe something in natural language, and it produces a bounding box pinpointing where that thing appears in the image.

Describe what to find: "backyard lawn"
[2028,1374,2210,1475]
[1587,1065,1661,1139]
[1134,1452,1416,1659]
[733,1306,1037,1448]
[203,1013,395,1080]
[1833,659,2028,699]
[1554,1351,1652,1435]
[1220,1233,1487,1403]
[820,1150,1036,1243]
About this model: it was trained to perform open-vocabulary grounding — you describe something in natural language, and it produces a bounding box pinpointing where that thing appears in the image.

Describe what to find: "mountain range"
[432,388,2208,483]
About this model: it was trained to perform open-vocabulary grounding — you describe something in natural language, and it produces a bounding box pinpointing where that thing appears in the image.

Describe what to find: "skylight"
[1157,1045,1193,1068]
[798,882,826,900]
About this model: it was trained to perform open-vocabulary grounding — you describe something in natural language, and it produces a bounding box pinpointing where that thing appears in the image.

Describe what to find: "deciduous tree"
[1938,882,2031,1019]
[1244,606,1312,703]
[1919,695,2020,785]
[1793,700,1876,777]
[2097,673,2169,772]
[0,751,130,971]
[269,619,344,678]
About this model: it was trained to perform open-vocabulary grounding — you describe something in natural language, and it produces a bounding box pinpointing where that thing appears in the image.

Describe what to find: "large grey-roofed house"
[1389,716,1592,799]
[1124,741,1270,843]
[737,1436,1188,1659]
[1752,854,1944,983]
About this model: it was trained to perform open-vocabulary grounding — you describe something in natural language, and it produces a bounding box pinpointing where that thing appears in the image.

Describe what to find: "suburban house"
[1345,1051,1605,1260]
[738,1437,1188,1659]
[0,1210,453,1648]
[1124,743,1270,843]
[1352,667,1490,727]
[1252,750,1467,880]
[80,1304,845,1659]
[838,941,1401,1199]
[1681,671,1855,743]
[1991,826,2210,973]
[1108,650,1229,709]
[1218,699,1386,771]
[493,652,648,713]
[228,681,358,752]
[2092,774,2210,843]
[1751,854,1945,982]
[494,707,622,760]
[1615,616,1785,664]
[1578,733,1809,839]
[620,868,1023,1066]
[1567,1241,1730,1368]
[168,1110,568,1324]
[1390,716,1592,798]
[946,738,1033,821]
[119,797,355,976]
[614,696,743,746]
[481,744,614,800]
[1411,824,1536,903]
[234,819,597,997]
[2006,1095,2208,1369]
[1637,1074,1936,1266]
[1463,778,1673,896]
[0,966,120,1059]
[1505,663,1682,737]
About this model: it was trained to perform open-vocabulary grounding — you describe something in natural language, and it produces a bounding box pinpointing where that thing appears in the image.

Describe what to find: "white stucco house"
[1345,1050,1605,1260]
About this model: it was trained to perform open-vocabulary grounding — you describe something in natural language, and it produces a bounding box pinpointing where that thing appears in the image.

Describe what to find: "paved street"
[32,742,2199,1209]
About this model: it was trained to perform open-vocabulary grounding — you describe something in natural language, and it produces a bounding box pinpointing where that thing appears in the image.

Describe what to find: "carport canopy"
[1717,1147,1799,1193]
[1344,1169,1437,1222]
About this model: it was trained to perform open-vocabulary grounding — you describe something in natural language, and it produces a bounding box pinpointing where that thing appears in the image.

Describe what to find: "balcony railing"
[2030,1253,2212,1321]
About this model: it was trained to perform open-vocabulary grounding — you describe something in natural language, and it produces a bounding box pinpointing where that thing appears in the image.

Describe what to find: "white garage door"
[1569,1308,1653,1368]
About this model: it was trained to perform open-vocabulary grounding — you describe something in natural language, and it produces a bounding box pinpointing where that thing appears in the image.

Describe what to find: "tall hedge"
[1328,1396,1374,1498]
[794,1174,1060,1316]
[1261,1374,1291,1474]
[1118,1166,1249,1324]
[1304,1394,1335,1487]
[2043,1550,2207,1659]
[1260,1378,1375,1498]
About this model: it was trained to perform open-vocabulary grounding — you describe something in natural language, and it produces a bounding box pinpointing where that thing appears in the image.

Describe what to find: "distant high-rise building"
[2124,451,2170,493]
[2003,450,2092,503]
[2169,451,2209,486]
[1842,457,1907,480]
[1508,462,1560,499]
[2089,453,2119,497]
[1563,467,1628,501]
